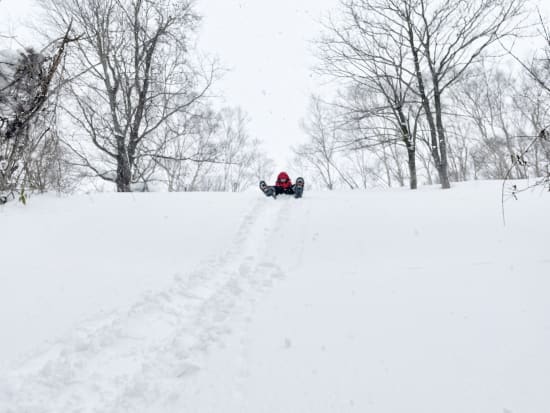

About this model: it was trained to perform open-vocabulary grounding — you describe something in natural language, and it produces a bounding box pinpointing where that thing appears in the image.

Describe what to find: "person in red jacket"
[274,171,294,195]
[260,172,304,198]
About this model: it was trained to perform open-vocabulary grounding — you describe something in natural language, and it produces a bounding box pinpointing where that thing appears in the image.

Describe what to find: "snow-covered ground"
[0,181,549,412]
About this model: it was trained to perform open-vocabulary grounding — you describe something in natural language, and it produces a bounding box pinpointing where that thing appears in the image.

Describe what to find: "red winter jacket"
[276,172,292,189]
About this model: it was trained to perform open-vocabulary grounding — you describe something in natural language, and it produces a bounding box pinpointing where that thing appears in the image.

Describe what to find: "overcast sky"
[0,0,338,175]
[196,0,338,173]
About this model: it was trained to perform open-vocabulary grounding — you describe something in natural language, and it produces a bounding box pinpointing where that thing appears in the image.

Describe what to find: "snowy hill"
[0,181,549,412]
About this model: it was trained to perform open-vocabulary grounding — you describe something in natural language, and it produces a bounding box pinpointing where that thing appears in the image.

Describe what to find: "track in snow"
[0,196,311,412]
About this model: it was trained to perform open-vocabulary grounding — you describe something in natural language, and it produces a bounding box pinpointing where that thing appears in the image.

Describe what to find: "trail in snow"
[0,195,305,412]
[157,195,314,413]
[0,192,253,366]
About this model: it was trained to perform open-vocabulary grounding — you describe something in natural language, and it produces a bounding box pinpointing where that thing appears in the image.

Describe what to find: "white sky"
[196,0,338,171]
[0,0,338,174]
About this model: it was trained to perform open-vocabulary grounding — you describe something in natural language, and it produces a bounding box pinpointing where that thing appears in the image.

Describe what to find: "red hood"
[276,172,292,188]
[277,172,290,181]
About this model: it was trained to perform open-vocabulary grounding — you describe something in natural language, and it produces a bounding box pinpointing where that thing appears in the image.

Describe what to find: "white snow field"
[0,181,549,413]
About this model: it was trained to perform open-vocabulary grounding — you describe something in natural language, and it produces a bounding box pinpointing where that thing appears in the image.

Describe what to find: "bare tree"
[317,0,420,189]
[40,0,216,192]
[153,106,274,192]
[205,107,274,192]
[513,15,550,185]
[513,77,550,177]
[402,0,526,188]
[447,57,550,182]
[318,0,527,189]
[295,96,360,190]
[217,107,254,192]
[343,146,370,189]
[152,108,219,191]
[343,85,422,188]
[1,28,74,203]
[515,12,550,95]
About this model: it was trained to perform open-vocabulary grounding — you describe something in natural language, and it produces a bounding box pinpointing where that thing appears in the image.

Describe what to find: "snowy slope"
[0,181,549,413]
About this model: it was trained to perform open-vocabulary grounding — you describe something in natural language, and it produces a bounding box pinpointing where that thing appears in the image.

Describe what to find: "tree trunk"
[116,150,132,192]
[406,12,451,190]
[396,107,418,190]
[433,88,451,189]
[436,161,451,189]
[407,21,446,189]
[407,145,417,190]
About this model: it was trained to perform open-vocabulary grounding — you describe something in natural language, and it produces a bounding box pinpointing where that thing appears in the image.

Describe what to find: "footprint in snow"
[176,362,201,377]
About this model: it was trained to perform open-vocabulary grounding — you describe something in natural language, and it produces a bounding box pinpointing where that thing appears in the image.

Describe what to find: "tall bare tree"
[318,0,420,189]
[318,0,527,189]
[41,0,216,192]
[402,0,526,188]
[1,27,74,202]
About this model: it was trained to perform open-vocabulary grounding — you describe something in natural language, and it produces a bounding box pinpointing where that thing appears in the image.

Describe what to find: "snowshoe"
[294,177,304,198]
[260,180,276,199]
